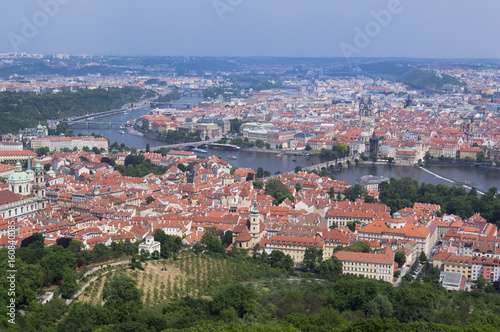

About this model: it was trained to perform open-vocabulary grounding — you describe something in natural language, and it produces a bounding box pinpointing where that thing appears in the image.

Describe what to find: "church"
[0,160,46,220]
[231,200,266,252]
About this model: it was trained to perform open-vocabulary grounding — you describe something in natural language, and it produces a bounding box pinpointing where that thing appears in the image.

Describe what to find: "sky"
[1,0,499,58]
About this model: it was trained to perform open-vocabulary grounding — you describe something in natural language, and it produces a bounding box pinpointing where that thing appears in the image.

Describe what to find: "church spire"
[251,200,259,215]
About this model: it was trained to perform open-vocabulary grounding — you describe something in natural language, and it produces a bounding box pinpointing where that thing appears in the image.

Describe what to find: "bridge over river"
[303,154,361,172]
[137,139,220,152]
[68,121,128,128]
[260,154,361,181]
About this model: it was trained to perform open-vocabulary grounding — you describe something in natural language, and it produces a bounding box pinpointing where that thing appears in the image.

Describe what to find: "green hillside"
[0,87,154,134]
[399,69,465,90]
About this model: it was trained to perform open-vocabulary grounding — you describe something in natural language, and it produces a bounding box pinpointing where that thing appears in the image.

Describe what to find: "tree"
[145,143,150,153]
[318,256,342,280]
[419,251,427,262]
[246,172,254,181]
[485,285,496,293]
[101,156,115,166]
[333,142,350,158]
[467,187,478,197]
[334,241,371,253]
[59,268,78,299]
[221,230,233,247]
[302,247,323,272]
[344,184,366,202]
[145,196,155,204]
[295,183,302,192]
[477,275,486,289]
[294,165,303,173]
[56,237,73,248]
[102,274,143,323]
[366,294,394,318]
[328,187,337,200]
[256,167,265,178]
[36,147,50,157]
[210,284,259,318]
[253,179,264,189]
[40,245,77,282]
[268,250,294,273]
[153,229,182,259]
[67,240,85,254]
[305,145,312,151]
[200,230,226,255]
[265,179,294,206]
[346,220,361,232]
[394,252,406,267]
[21,233,44,248]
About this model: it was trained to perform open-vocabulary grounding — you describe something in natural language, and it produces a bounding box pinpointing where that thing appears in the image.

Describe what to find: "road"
[66,259,141,305]
[393,264,412,286]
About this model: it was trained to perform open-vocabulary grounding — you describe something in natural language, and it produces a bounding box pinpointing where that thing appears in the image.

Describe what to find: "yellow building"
[459,147,483,160]
[262,234,324,263]
[334,246,395,281]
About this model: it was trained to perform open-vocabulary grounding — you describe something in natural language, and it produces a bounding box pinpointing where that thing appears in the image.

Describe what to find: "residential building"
[334,246,395,281]
[138,236,161,255]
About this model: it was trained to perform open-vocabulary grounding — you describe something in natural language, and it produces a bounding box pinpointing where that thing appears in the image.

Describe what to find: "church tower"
[370,132,379,155]
[33,160,46,209]
[186,162,198,184]
[249,200,261,235]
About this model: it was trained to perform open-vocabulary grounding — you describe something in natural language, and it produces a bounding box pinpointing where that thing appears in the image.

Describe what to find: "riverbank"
[64,97,153,124]
[240,147,281,154]
[425,159,498,169]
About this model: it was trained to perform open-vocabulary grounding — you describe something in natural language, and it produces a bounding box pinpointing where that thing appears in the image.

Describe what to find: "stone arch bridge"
[302,154,361,172]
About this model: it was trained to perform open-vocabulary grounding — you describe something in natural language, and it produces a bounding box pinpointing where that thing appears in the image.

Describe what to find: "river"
[69,96,500,193]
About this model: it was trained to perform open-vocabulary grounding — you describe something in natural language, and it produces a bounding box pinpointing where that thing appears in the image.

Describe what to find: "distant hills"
[0,87,153,134]
[359,62,465,90]
[398,69,465,90]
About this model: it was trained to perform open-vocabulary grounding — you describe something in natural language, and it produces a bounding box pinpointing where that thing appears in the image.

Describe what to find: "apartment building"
[334,246,395,281]
[262,234,324,263]
[31,136,108,152]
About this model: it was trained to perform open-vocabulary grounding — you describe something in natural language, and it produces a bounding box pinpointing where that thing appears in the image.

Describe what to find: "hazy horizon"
[1,0,499,58]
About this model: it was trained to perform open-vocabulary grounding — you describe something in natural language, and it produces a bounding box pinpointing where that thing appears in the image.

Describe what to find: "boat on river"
[191,148,207,154]
[228,154,237,160]
[127,127,144,137]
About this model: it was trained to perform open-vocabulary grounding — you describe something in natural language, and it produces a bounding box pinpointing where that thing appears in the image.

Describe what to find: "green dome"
[360,131,370,137]
[34,161,43,172]
[251,200,259,215]
[47,167,56,176]
[8,170,31,182]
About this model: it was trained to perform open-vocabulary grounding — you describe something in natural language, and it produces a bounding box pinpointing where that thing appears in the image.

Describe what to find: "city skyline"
[1,0,500,58]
